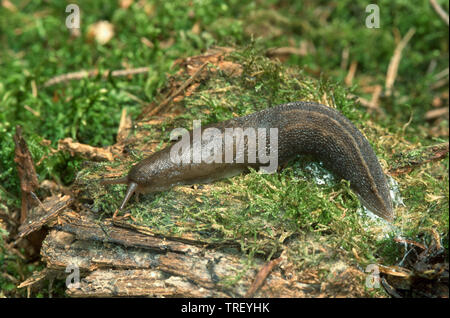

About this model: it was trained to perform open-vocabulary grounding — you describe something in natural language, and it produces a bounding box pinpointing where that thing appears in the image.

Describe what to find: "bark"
[36,205,336,297]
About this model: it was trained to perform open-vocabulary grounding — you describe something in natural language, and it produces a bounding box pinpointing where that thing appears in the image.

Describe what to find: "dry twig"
[43,67,150,87]
[142,62,209,118]
[266,46,308,59]
[385,28,415,96]
[245,254,284,297]
[347,93,381,111]
[429,0,449,26]
[116,108,132,144]
[57,138,114,161]
[425,107,449,120]
[344,61,358,86]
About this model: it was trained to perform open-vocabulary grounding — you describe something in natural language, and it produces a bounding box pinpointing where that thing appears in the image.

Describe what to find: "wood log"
[38,209,337,297]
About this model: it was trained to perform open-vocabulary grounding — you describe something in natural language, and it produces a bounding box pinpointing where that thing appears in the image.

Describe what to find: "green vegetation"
[0,0,448,297]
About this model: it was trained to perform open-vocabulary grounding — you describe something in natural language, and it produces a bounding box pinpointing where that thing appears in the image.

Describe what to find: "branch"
[43,67,150,88]
[429,0,449,26]
[385,28,416,96]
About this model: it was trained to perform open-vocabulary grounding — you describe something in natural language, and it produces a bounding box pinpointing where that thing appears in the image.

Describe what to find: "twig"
[381,276,403,298]
[110,67,150,77]
[265,46,308,59]
[23,105,40,117]
[344,61,358,86]
[31,80,37,97]
[385,28,415,96]
[340,47,349,70]
[142,62,209,118]
[428,228,442,251]
[44,70,98,87]
[57,138,114,161]
[430,68,449,90]
[347,93,381,111]
[370,84,383,107]
[244,255,283,298]
[117,108,132,144]
[425,107,449,120]
[429,0,449,26]
[43,67,150,87]
[430,77,449,90]
[434,67,449,81]
[394,237,426,250]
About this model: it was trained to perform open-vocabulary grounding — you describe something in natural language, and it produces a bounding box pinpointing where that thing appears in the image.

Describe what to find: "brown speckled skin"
[104,102,394,221]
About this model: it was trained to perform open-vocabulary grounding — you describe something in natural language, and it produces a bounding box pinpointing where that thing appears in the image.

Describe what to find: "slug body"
[102,102,394,221]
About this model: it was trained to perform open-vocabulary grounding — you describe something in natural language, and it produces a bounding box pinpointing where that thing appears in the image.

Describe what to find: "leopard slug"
[101,101,394,221]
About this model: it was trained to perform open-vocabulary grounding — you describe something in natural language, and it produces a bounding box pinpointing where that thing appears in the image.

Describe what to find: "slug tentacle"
[119,182,138,211]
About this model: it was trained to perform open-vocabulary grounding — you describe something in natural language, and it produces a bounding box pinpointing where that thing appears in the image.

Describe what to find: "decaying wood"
[380,230,448,298]
[17,269,49,289]
[35,204,368,297]
[41,216,253,296]
[13,125,39,224]
[53,211,199,254]
[58,138,115,161]
[16,194,73,242]
[67,269,229,297]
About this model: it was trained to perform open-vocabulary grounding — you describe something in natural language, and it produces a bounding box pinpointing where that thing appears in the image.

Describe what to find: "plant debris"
[380,230,448,298]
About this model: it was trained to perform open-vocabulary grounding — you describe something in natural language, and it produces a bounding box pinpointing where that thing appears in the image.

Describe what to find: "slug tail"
[119,182,138,210]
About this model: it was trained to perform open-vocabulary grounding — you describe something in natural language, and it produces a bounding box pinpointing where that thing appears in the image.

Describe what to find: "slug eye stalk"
[119,182,138,211]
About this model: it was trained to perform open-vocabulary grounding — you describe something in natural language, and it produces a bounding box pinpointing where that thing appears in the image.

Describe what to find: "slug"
[101,101,394,221]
